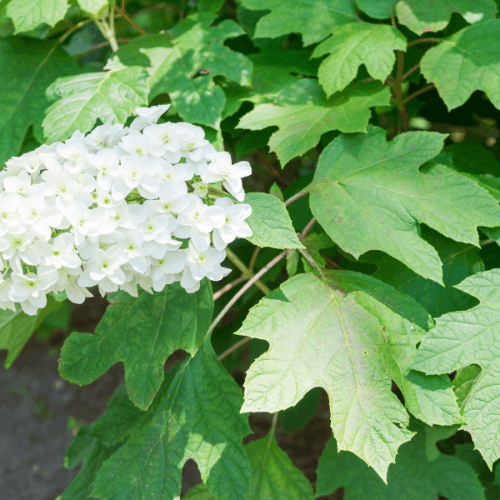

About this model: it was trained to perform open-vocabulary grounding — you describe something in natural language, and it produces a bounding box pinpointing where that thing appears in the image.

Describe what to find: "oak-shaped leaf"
[239,0,358,46]
[117,13,252,129]
[413,269,500,468]
[91,339,251,500]
[235,271,443,480]
[421,20,500,111]
[238,79,390,167]
[312,23,406,96]
[6,0,69,33]
[396,0,497,35]
[59,281,213,410]
[42,65,149,143]
[308,126,500,283]
[316,421,485,499]
[0,38,78,164]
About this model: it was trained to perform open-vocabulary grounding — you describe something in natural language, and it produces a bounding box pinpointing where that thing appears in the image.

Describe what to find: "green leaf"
[42,66,149,143]
[91,340,251,500]
[238,79,390,166]
[269,182,284,202]
[0,295,62,369]
[316,422,485,500]
[332,271,463,427]
[236,272,419,480]
[309,127,500,283]
[239,0,358,46]
[412,269,500,467]
[59,281,213,410]
[77,0,108,15]
[453,364,481,408]
[445,143,500,178]
[0,38,78,164]
[396,0,497,35]
[117,14,252,129]
[245,192,303,249]
[286,249,300,277]
[312,23,406,96]
[355,0,397,19]
[6,0,69,33]
[363,229,484,317]
[245,432,314,499]
[421,20,500,111]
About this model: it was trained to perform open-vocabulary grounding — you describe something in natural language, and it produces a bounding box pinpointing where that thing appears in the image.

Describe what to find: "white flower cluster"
[0,105,253,315]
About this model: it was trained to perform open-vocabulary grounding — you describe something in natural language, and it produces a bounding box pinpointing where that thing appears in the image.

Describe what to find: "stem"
[225,247,270,295]
[208,250,288,337]
[249,247,261,273]
[115,2,147,35]
[284,189,308,207]
[480,238,496,247]
[300,217,317,239]
[218,336,251,361]
[407,38,441,47]
[213,275,246,301]
[58,19,93,44]
[400,83,436,106]
[402,63,420,82]
[76,39,130,59]
[395,50,408,133]
[298,247,327,280]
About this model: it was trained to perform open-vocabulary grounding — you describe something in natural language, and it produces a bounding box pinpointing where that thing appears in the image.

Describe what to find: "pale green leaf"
[421,20,500,111]
[309,127,500,283]
[236,272,417,480]
[245,193,303,249]
[0,38,78,164]
[238,79,390,166]
[0,295,62,368]
[413,269,500,467]
[245,432,314,499]
[313,23,406,96]
[396,0,497,35]
[77,0,108,15]
[316,422,485,500]
[6,0,69,33]
[42,66,149,143]
[239,0,358,46]
[184,484,216,499]
[116,14,252,129]
[91,340,251,500]
[59,281,213,410]
[332,271,463,427]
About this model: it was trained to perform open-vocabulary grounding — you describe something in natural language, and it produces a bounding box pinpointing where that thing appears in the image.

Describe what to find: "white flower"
[201,152,251,201]
[9,269,58,315]
[56,143,89,174]
[130,104,171,131]
[110,154,160,200]
[118,130,150,157]
[46,233,81,269]
[212,198,253,250]
[143,122,182,158]
[86,149,120,190]
[183,240,227,283]
[18,196,63,241]
[3,171,32,197]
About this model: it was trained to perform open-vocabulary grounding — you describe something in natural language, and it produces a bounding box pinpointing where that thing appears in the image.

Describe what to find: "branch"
[407,38,441,47]
[400,83,436,106]
[218,336,251,361]
[402,63,420,82]
[225,247,270,295]
[208,250,288,337]
[115,0,147,35]
[213,275,246,301]
[284,189,308,206]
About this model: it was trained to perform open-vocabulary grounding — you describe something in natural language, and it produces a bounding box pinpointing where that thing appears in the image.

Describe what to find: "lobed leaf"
[43,66,149,143]
[6,0,69,33]
[413,269,500,468]
[421,20,500,111]
[59,281,213,410]
[238,79,390,167]
[91,339,252,500]
[312,23,406,96]
[309,127,500,283]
